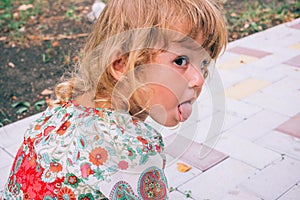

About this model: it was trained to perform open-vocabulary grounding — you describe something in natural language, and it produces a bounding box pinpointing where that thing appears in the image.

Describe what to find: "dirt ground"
[0,0,299,125]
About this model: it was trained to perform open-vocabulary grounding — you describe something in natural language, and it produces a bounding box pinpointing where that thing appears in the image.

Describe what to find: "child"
[1,0,227,199]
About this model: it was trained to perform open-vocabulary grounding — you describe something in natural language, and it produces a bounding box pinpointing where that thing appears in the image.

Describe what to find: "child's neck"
[74,92,95,108]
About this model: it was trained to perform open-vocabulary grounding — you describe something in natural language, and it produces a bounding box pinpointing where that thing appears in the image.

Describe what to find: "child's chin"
[161,118,180,128]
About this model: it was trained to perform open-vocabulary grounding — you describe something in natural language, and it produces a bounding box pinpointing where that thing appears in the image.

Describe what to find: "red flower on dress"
[118,160,129,170]
[155,145,161,153]
[94,109,104,118]
[49,162,63,173]
[89,147,108,166]
[57,121,71,135]
[44,125,56,136]
[137,136,148,144]
[58,187,76,200]
[23,192,31,200]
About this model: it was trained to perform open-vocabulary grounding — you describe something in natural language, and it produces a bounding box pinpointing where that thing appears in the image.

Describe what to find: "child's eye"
[173,56,189,67]
[200,59,211,71]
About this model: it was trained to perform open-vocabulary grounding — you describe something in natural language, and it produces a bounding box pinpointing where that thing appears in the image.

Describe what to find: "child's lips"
[177,101,192,122]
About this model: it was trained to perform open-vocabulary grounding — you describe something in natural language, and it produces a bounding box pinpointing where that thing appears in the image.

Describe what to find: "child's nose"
[187,66,204,88]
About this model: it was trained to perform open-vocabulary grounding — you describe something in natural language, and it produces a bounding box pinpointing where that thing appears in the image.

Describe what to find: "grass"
[0,0,45,32]
[225,0,300,40]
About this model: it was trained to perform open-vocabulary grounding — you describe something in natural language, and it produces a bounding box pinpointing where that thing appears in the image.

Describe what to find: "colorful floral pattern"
[138,166,168,199]
[1,101,167,199]
[109,181,139,200]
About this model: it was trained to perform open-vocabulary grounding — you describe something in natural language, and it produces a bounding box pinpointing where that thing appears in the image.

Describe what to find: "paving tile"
[216,51,240,64]
[218,69,250,88]
[225,98,262,120]
[0,113,41,148]
[209,134,281,169]
[178,158,255,200]
[262,76,300,98]
[218,55,258,70]
[164,158,202,188]
[289,43,300,50]
[233,21,300,52]
[289,21,300,30]
[275,113,300,139]
[168,190,195,199]
[0,165,10,192]
[243,91,300,117]
[256,130,300,161]
[265,64,300,80]
[227,46,272,58]
[224,110,289,142]
[283,54,300,68]
[5,142,22,159]
[222,186,262,200]
[278,184,300,200]
[240,157,300,200]
[175,111,242,145]
[233,62,288,84]
[225,78,270,100]
[164,134,228,171]
[0,148,13,168]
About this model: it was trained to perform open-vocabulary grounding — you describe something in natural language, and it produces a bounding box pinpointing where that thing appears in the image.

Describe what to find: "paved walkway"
[1,18,300,199]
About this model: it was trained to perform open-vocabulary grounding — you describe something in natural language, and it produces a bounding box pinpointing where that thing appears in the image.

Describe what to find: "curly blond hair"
[55,0,228,117]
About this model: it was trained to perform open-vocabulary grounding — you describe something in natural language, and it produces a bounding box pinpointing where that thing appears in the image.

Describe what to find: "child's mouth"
[177,101,192,122]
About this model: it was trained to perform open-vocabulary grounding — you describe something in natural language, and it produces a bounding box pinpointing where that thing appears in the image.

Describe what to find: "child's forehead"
[166,31,208,54]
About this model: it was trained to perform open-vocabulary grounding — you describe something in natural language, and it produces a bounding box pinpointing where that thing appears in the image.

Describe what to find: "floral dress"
[1,101,168,200]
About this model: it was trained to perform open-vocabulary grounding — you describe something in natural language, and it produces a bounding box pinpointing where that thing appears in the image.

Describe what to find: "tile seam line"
[0,146,14,158]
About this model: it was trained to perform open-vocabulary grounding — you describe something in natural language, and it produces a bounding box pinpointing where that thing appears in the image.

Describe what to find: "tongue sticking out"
[178,102,192,122]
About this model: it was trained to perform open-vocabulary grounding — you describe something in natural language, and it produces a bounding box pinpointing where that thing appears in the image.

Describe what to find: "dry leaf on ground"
[177,162,192,172]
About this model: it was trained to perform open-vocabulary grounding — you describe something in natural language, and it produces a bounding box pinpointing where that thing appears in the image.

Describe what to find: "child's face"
[141,32,210,127]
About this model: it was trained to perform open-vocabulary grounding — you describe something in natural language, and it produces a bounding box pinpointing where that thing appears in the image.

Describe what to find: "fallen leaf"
[19,26,26,32]
[8,62,15,68]
[232,32,238,39]
[41,89,53,95]
[0,36,6,41]
[244,23,250,29]
[12,96,17,100]
[52,41,60,47]
[72,56,79,62]
[13,12,20,20]
[18,4,33,11]
[230,13,237,17]
[177,162,192,172]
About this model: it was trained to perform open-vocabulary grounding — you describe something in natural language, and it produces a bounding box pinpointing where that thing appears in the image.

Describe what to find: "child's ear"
[109,52,127,81]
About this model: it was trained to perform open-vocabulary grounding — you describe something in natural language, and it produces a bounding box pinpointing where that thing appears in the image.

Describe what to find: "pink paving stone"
[275,113,300,139]
[227,46,272,58]
[164,134,228,171]
[289,22,300,30]
[283,55,300,68]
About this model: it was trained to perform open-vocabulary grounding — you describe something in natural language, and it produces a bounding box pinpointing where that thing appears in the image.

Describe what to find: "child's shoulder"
[27,101,164,152]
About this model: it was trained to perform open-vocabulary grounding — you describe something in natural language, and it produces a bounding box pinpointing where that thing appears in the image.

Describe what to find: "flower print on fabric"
[109,181,140,200]
[1,101,166,199]
[57,187,76,200]
[89,147,108,166]
[57,120,71,135]
[64,173,81,188]
[138,166,168,200]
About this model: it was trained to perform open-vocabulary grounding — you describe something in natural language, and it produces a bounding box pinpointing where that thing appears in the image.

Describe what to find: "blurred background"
[0,0,299,126]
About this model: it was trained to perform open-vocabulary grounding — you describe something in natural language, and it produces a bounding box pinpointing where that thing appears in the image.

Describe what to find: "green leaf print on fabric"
[139,154,149,165]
